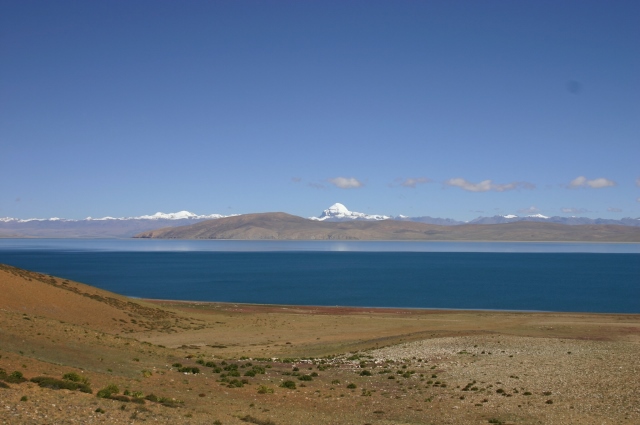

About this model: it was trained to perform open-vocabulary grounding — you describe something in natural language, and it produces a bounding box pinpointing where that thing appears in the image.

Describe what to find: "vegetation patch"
[30,376,92,393]
[239,414,277,425]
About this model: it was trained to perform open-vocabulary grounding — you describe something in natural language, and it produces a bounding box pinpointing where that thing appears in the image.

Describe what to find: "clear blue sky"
[2,0,638,220]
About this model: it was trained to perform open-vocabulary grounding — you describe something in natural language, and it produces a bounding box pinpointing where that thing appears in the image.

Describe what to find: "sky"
[1,0,639,221]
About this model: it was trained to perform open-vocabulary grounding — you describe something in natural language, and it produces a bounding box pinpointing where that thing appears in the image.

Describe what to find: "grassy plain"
[1,263,639,424]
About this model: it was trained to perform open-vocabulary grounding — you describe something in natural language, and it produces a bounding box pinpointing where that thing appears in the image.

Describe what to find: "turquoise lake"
[0,239,638,313]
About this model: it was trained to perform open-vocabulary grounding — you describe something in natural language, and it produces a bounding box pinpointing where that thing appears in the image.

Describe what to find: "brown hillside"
[0,264,188,334]
[135,212,640,241]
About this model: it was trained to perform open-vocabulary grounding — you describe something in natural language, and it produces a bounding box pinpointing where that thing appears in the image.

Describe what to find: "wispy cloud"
[607,207,622,212]
[327,177,364,189]
[444,178,535,192]
[636,177,640,187]
[291,177,302,183]
[308,182,326,190]
[561,207,589,214]
[391,177,431,188]
[568,176,616,189]
[517,206,540,214]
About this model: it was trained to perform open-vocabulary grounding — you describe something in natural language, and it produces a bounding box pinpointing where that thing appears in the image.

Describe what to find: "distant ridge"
[0,211,235,238]
[3,204,639,238]
[135,212,640,242]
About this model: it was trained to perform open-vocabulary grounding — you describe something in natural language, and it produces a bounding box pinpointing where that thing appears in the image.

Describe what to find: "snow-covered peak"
[326,203,350,215]
[136,211,199,220]
[526,214,549,219]
[502,214,518,219]
[310,203,391,221]
[2,211,229,222]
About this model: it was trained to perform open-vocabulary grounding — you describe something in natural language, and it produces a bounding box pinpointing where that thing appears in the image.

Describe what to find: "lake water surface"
[1,239,638,313]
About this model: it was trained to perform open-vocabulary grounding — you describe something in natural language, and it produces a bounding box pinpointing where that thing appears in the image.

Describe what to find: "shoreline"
[140,298,640,317]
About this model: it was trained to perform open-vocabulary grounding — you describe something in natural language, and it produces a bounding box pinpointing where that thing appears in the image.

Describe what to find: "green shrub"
[298,375,313,381]
[257,385,274,394]
[360,370,372,376]
[97,384,120,398]
[5,371,27,384]
[30,377,92,393]
[279,380,296,389]
[62,372,86,383]
[347,383,357,389]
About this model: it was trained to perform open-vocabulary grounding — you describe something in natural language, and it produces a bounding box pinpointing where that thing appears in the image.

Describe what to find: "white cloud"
[561,207,589,214]
[636,177,640,187]
[444,178,535,192]
[518,206,539,214]
[400,177,431,189]
[568,176,616,189]
[607,207,622,212]
[327,177,364,189]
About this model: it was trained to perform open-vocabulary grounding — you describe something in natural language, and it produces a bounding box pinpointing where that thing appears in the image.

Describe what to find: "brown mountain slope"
[0,264,192,334]
[135,212,640,241]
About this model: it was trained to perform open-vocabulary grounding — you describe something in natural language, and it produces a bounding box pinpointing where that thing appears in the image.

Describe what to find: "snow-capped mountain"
[1,211,228,223]
[310,203,391,221]
[0,211,231,238]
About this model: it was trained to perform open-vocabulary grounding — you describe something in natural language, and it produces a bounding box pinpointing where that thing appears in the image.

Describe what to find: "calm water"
[0,239,638,313]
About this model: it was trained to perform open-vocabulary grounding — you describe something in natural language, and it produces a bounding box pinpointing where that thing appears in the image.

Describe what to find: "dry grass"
[1,263,639,424]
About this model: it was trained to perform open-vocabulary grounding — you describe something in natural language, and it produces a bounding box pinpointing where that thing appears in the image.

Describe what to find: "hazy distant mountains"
[2,203,639,239]
[136,212,640,242]
[0,211,232,238]
[313,203,640,227]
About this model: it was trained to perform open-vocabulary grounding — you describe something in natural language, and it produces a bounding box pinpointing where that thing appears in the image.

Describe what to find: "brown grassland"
[1,263,638,424]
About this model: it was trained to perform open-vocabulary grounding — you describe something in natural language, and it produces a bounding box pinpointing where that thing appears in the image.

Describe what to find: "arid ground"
[1,263,638,424]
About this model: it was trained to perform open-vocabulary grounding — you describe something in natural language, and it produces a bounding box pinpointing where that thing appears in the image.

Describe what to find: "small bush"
[360,370,372,376]
[257,385,274,394]
[5,371,27,384]
[97,384,120,398]
[62,372,84,383]
[280,380,296,390]
[346,383,357,389]
[30,377,92,393]
[239,414,276,425]
[298,375,313,381]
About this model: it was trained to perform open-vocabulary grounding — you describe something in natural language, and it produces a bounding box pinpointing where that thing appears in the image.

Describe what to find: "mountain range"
[1,203,639,238]
[135,211,640,242]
